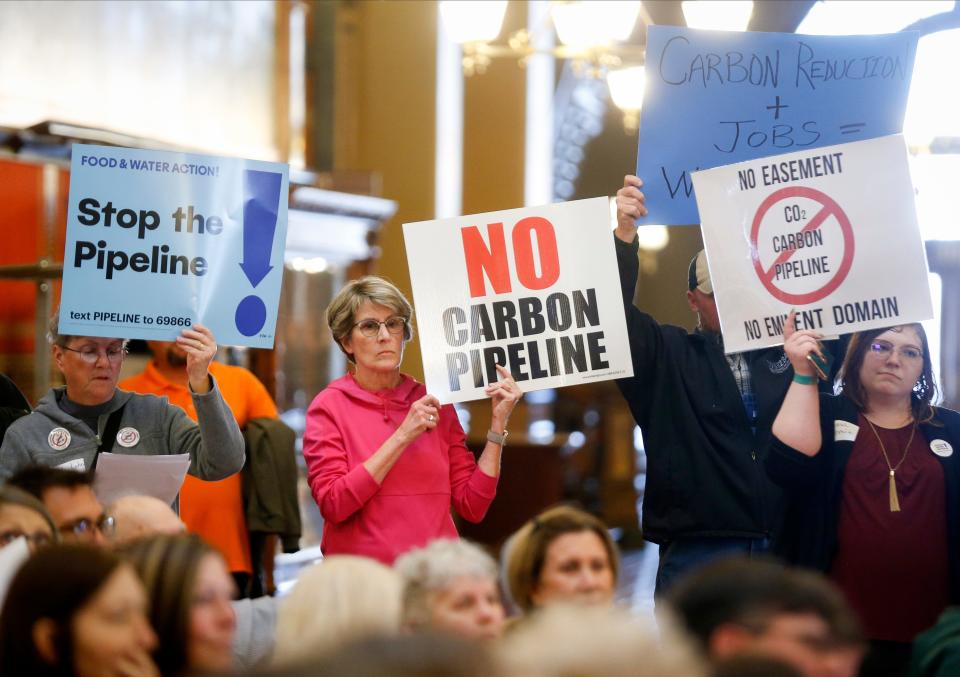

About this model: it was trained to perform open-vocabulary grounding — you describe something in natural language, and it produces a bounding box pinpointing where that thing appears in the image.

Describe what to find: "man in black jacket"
[615,174,839,595]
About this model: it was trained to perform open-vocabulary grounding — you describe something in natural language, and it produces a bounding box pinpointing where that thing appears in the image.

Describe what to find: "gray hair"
[48,311,128,349]
[47,311,73,347]
[394,539,499,629]
[326,276,413,363]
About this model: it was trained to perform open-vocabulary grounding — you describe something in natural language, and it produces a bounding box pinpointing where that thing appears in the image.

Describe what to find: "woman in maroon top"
[767,314,960,677]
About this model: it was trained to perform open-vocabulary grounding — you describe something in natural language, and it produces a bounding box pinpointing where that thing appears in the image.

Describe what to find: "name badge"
[57,457,86,472]
[930,439,954,458]
[834,420,859,442]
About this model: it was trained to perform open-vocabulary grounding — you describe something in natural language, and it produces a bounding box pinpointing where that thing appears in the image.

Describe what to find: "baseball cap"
[687,250,713,295]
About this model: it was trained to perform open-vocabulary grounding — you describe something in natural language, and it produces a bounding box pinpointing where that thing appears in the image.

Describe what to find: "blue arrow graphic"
[239,170,283,288]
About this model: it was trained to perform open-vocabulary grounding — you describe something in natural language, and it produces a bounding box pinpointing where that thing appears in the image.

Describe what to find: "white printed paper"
[94,452,190,506]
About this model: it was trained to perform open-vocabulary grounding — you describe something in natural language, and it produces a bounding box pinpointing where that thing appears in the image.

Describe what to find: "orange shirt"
[120,361,277,573]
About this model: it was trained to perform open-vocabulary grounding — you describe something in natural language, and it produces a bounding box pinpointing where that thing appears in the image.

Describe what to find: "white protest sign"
[692,134,932,354]
[403,198,633,403]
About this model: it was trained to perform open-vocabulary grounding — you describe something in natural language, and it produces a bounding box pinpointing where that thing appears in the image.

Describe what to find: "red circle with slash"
[749,186,855,305]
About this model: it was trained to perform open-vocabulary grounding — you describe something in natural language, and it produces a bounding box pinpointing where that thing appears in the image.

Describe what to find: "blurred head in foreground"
[497,603,706,677]
[666,557,865,677]
[272,555,403,666]
[396,538,505,641]
[504,504,619,613]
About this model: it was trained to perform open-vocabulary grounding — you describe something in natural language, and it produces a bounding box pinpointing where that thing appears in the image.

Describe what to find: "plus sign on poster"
[636,26,917,225]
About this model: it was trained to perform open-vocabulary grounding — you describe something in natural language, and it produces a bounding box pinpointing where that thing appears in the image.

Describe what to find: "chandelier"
[439,1,646,130]
[438,1,754,132]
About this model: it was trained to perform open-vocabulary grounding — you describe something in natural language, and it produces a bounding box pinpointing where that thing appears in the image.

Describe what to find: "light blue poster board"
[636,26,918,225]
[59,144,289,348]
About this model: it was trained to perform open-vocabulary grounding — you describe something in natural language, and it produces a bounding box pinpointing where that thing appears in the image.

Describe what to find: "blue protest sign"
[636,26,917,225]
[58,144,289,348]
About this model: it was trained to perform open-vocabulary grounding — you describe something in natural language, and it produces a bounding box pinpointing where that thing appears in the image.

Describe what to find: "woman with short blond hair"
[304,276,522,564]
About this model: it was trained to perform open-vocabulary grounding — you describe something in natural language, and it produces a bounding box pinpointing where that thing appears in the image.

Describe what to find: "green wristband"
[792,373,817,386]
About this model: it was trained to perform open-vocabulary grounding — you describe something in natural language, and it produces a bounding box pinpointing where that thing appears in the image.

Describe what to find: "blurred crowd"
[1,173,957,677]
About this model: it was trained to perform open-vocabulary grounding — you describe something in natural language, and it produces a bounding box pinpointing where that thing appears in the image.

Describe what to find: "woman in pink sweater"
[303,276,522,564]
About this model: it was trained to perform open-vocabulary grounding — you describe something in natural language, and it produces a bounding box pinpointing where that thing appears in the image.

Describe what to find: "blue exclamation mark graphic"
[236,170,282,337]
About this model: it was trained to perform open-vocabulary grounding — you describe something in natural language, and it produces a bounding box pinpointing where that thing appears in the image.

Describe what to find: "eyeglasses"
[59,514,116,539]
[869,340,923,361]
[0,530,53,548]
[353,317,407,338]
[61,345,127,364]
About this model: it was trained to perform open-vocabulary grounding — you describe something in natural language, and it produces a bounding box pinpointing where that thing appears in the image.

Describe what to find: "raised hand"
[783,311,824,377]
[176,324,217,394]
[615,174,647,243]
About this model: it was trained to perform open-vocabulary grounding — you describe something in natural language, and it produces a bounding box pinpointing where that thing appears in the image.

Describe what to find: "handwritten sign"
[637,26,918,225]
[403,198,632,403]
[691,134,932,354]
[58,144,289,348]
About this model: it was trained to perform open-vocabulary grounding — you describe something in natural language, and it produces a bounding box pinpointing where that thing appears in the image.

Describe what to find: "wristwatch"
[486,429,509,446]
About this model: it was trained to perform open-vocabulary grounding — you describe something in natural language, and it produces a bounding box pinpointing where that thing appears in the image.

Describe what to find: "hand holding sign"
[615,175,647,243]
[485,364,523,430]
[782,311,824,378]
[396,394,441,445]
[176,324,218,395]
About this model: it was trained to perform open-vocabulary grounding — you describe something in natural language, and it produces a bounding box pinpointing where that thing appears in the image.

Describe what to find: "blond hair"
[326,276,413,363]
[498,604,707,677]
[504,505,619,613]
[272,556,403,666]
